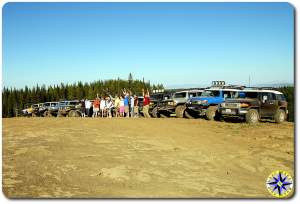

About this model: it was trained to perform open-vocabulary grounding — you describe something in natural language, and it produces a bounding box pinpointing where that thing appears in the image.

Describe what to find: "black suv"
[149,92,173,117]
[218,89,288,124]
[38,102,59,117]
[57,100,81,117]
[157,89,204,118]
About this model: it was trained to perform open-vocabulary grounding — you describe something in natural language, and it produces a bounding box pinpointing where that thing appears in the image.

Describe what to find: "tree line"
[277,86,294,122]
[2,75,164,118]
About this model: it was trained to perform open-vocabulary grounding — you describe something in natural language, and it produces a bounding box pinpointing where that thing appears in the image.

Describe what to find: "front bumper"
[218,107,248,116]
[185,104,208,115]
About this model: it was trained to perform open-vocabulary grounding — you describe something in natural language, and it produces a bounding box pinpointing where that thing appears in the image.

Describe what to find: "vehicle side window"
[276,94,286,101]
[197,92,202,96]
[189,92,197,98]
[267,93,276,101]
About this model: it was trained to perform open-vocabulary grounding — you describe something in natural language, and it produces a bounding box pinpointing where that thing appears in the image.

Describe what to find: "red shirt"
[143,96,150,106]
[93,99,100,108]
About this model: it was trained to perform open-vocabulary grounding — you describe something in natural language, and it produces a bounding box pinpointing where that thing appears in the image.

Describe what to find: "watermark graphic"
[266,170,293,198]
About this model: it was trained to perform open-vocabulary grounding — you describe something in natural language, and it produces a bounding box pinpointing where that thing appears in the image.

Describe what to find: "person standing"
[130,94,135,117]
[133,95,139,118]
[142,88,151,118]
[106,97,113,118]
[124,93,130,118]
[119,96,125,117]
[100,97,106,118]
[92,97,100,117]
[85,99,92,117]
[114,95,120,117]
[81,99,86,117]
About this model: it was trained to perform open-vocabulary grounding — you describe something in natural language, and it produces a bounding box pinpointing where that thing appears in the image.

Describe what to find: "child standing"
[119,96,125,117]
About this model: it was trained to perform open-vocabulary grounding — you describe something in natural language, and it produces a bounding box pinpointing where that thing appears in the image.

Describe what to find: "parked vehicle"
[38,102,59,117]
[185,88,243,120]
[57,100,81,117]
[149,91,173,117]
[218,89,288,124]
[157,89,204,118]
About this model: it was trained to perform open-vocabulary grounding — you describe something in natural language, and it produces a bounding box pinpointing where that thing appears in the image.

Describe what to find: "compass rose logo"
[266,170,293,198]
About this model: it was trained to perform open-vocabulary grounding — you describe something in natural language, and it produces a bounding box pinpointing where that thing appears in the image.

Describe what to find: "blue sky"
[2,2,294,89]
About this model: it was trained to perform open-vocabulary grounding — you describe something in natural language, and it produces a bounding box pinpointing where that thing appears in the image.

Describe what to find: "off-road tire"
[185,110,195,119]
[151,107,159,118]
[175,105,185,118]
[206,106,217,120]
[245,109,259,124]
[68,110,81,117]
[44,111,52,117]
[274,109,286,123]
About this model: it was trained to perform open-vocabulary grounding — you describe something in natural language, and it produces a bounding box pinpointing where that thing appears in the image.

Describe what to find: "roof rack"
[244,87,278,90]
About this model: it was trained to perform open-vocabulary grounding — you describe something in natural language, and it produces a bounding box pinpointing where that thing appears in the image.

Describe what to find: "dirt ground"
[2,118,294,198]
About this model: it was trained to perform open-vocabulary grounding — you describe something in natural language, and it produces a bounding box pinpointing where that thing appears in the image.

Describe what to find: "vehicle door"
[260,92,277,116]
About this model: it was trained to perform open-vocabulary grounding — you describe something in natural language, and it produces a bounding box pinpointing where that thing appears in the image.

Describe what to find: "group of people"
[79,88,151,118]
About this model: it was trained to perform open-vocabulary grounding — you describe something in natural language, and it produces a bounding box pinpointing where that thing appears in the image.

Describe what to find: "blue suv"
[185,88,242,120]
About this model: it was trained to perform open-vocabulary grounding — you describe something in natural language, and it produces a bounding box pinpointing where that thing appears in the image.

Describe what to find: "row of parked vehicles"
[151,81,288,124]
[22,81,288,124]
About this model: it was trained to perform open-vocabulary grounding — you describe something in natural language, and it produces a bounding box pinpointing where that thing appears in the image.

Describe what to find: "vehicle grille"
[224,103,239,108]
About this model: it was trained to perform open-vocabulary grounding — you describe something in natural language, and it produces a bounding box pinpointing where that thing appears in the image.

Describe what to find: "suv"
[31,103,45,117]
[218,89,288,124]
[149,92,173,117]
[39,102,59,117]
[57,100,81,117]
[185,88,243,120]
[157,89,203,118]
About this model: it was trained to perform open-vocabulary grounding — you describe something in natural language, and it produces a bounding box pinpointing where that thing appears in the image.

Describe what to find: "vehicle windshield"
[202,90,219,97]
[174,92,187,98]
[188,92,202,98]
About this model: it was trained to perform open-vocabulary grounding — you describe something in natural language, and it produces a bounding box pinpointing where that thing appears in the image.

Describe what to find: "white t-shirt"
[100,100,106,109]
[85,100,92,108]
[130,96,134,108]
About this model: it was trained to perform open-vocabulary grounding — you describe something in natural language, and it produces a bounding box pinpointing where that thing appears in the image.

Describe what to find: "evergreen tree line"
[2,77,164,118]
[277,86,294,122]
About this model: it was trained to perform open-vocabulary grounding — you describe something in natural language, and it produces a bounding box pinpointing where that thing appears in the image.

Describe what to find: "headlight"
[168,101,174,105]
[221,103,225,107]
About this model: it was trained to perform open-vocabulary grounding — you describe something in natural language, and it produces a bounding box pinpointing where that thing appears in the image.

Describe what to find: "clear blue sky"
[2,2,294,89]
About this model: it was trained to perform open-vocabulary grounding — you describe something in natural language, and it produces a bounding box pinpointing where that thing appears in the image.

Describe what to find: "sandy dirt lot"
[2,118,294,198]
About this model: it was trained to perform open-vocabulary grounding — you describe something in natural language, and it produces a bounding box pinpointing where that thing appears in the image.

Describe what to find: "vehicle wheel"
[274,109,286,123]
[185,110,195,119]
[151,107,159,118]
[175,105,185,118]
[214,111,224,121]
[68,110,80,117]
[44,111,52,117]
[245,109,259,124]
[206,106,217,120]
[32,112,37,117]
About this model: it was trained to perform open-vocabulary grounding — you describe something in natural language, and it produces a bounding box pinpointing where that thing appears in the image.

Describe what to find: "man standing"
[85,99,92,117]
[142,88,151,118]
